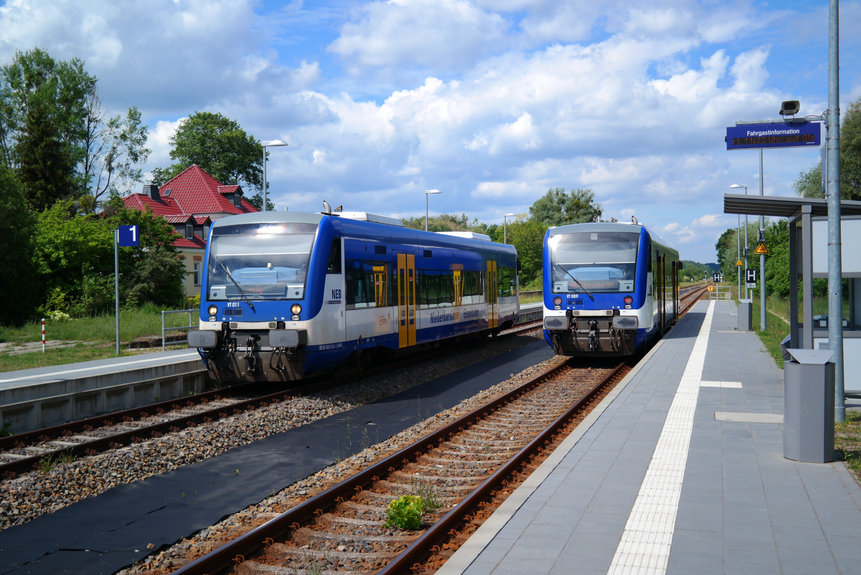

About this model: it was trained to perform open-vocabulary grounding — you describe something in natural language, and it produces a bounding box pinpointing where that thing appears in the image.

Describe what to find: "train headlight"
[613,316,638,330]
[553,296,562,306]
[207,305,218,317]
[291,304,302,320]
[623,296,633,309]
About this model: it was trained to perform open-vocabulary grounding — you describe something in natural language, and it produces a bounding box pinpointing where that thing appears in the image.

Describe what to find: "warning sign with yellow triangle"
[736,260,743,266]
[754,242,769,255]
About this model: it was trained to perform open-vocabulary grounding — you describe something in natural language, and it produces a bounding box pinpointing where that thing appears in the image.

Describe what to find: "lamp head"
[424,189,441,195]
[262,139,288,147]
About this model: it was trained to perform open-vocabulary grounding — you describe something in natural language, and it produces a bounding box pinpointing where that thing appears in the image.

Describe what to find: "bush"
[384,495,424,530]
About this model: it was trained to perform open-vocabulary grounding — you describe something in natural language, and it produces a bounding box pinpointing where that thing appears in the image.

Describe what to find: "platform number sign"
[746,268,757,288]
[713,273,723,283]
[117,225,139,247]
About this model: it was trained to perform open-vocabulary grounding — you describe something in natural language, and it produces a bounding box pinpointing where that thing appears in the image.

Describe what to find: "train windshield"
[206,222,318,301]
[549,231,639,294]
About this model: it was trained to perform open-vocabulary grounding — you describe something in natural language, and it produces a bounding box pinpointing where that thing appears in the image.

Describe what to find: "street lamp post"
[424,189,441,231]
[503,213,515,244]
[730,184,748,298]
[261,140,288,212]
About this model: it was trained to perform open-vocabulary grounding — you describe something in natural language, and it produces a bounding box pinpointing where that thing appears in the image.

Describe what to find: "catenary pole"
[827,0,844,422]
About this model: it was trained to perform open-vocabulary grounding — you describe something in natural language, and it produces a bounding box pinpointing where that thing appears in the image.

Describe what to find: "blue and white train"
[542,220,681,357]
[189,209,519,383]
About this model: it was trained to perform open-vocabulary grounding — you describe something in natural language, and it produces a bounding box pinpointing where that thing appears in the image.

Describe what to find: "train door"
[487,260,498,329]
[397,253,416,347]
[672,261,679,322]
[453,269,463,306]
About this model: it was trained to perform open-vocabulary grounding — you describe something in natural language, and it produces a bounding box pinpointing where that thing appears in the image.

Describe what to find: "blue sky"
[1,0,859,263]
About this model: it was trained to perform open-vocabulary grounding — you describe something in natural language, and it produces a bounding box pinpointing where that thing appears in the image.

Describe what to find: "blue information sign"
[117,225,140,247]
[726,121,820,150]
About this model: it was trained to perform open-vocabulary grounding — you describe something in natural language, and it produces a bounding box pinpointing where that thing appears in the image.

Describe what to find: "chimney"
[142,184,160,200]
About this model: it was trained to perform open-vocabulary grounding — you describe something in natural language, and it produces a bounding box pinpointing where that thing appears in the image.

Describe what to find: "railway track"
[169,357,628,575]
[0,320,543,479]
[679,283,709,316]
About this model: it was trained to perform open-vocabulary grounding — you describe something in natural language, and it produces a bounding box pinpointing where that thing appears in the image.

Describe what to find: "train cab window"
[498,266,517,298]
[548,231,639,294]
[327,239,342,274]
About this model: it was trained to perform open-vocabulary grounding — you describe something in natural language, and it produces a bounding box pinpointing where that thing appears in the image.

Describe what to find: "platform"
[0,349,205,433]
[439,299,861,575]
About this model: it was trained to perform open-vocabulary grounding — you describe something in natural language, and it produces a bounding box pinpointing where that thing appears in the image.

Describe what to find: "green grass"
[519,293,542,304]
[0,304,197,373]
[750,298,791,370]
[835,410,861,479]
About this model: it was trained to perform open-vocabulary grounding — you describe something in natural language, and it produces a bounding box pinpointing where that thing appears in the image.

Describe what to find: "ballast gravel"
[0,332,544,533]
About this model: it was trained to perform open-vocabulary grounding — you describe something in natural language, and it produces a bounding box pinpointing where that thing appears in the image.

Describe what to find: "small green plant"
[411,476,441,513]
[37,449,76,474]
[37,452,57,474]
[385,495,424,530]
[0,422,13,438]
[301,549,329,575]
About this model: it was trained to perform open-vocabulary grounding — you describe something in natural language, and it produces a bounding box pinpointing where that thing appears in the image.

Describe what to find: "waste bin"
[738,299,752,331]
[783,349,835,463]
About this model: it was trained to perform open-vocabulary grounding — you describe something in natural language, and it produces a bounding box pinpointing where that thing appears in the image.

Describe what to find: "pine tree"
[14,99,77,211]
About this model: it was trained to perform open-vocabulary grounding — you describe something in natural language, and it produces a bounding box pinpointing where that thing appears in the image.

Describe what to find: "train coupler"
[243,335,260,374]
[588,319,599,352]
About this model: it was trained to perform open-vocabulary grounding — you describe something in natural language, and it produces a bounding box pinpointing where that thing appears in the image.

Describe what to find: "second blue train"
[542,220,681,357]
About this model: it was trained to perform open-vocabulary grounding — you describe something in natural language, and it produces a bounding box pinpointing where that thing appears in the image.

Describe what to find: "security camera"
[779,100,800,117]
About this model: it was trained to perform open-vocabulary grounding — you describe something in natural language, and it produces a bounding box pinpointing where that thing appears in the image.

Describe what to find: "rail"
[161,308,198,351]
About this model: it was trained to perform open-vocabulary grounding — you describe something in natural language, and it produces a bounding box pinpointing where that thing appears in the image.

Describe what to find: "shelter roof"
[723,194,861,219]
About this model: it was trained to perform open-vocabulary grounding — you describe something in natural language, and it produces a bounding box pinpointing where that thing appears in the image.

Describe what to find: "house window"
[193,262,201,286]
[233,193,241,207]
[202,225,209,240]
[186,223,194,240]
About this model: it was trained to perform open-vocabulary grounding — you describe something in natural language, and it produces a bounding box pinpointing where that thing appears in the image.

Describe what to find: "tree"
[246,193,275,212]
[81,95,150,207]
[33,196,187,316]
[0,164,39,325]
[529,187,602,226]
[763,219,790,298]
[0,48,149,210]
[0,48,94,173]
[154,111,263,192]
[14,98,78,211]
[401,213,489,234]
[506,219,548,288]
[793,96,861,201]
[792,162,822,198]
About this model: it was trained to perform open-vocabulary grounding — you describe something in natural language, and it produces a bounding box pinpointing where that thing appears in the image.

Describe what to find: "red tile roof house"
[123,165,258,298]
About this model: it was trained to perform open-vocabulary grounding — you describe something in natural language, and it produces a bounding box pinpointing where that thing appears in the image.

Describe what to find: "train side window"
[327,239,342,274]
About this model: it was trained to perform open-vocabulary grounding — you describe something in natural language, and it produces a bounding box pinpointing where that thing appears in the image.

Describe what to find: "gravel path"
[0,332,543,533]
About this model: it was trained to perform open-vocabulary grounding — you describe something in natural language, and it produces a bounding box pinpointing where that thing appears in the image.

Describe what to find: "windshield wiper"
[214,256,256,313]
[554,262,594,301]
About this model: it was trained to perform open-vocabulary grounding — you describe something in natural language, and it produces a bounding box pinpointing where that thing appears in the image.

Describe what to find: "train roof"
[547,221,676,252]
[210,211,323,227]
[210,210,407,227]
[438,231,492,241]
[210,211,514,253]
[547,221,645,236]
